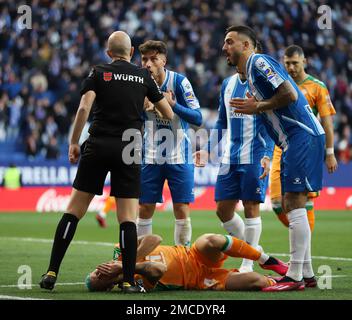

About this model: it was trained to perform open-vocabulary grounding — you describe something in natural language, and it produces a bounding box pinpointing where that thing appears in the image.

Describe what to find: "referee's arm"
[69,90,96,164]
[153,97,174,120]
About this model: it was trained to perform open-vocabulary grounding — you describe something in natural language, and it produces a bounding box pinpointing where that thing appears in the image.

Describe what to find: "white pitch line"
[0,282,85,288]
[0,295,51,300]
[0,236,113,247]
[267,252,352,262]
[1,236,352,262]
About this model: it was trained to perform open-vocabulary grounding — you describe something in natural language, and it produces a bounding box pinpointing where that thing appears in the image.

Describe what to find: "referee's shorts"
[73,135,141,198]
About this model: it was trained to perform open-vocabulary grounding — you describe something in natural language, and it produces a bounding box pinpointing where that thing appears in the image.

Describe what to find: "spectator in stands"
[0,1,351,162]
[2,163,22,190]
[45,136,60,160]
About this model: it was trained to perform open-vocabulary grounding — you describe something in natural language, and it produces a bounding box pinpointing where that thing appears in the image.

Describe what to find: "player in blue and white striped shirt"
[138,40,202,247]
[195,46,274,273]
[225,26,325,291]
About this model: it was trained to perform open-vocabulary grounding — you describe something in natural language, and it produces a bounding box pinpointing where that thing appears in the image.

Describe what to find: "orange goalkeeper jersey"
[136,244,235,291]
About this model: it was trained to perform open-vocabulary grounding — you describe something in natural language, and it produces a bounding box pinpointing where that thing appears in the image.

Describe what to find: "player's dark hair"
[139,40,167,56]
[255,40,263,54]
[285,45,305,57]
[225,25,257,48]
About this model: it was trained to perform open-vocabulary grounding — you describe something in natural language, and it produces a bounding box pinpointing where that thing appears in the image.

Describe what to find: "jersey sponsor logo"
[229,108,246,118]
[255,57,282,87]
[103,72,112,81]
[265,67,275,80]
[185,91,195,100]
[104,72,145,84]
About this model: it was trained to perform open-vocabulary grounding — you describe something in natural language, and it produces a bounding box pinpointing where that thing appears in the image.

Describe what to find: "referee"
[40,31,173,293]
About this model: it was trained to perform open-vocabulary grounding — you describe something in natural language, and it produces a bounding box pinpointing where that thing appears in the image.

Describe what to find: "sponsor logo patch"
[103,72,112,81]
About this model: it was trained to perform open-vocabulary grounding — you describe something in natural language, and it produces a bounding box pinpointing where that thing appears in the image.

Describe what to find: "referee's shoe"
[39,271,57,290]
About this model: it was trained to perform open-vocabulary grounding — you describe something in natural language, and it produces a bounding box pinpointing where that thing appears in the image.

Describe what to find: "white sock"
[174,218,192,246]
[286,208,310,281]
[136,218,153,237]
[303,232,314,278]
[258,252,270,265]
[98,210,106,219]
[240,217,262,270]
[221,213,245,240]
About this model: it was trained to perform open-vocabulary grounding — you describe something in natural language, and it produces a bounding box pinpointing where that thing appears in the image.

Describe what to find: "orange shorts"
[186,244,238,291]
[270,146,319,200]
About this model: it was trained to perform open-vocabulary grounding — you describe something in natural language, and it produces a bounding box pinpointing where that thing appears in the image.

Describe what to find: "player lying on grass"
[85,234,288,292]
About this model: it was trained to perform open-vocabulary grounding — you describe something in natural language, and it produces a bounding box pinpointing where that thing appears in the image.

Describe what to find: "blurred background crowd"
[0,0,351,162]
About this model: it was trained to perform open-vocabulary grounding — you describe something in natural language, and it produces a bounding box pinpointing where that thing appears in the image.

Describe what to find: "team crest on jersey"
[103,72,112,81]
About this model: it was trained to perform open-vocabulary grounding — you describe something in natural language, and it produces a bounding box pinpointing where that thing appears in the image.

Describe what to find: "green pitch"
[0,210,351,300]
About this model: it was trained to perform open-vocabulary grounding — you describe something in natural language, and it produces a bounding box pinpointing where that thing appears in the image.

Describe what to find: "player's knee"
[173,203,190,219]
[216,201,237,222]
[243,201,260,218]
[205,234,223,250]
[139,204,155,219]
[284,192,306,212]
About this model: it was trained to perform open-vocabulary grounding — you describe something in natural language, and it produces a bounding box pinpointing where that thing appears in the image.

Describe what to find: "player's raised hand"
[69,143,80,164]
[326,154,338,173]
[259,156,271,179]
[193,150,209,167]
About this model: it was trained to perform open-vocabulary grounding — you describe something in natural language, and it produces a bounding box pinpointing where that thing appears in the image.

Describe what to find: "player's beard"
[227,51,241,67]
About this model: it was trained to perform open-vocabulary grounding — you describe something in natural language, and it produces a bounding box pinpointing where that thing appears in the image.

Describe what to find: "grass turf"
[0,210,351,300]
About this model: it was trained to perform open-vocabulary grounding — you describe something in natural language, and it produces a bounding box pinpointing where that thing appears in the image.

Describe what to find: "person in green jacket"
[2,163,22,190]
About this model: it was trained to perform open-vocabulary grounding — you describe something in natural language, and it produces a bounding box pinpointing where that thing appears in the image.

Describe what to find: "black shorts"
[73,135,141,198]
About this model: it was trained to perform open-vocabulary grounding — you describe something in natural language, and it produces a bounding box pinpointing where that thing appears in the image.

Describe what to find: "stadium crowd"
[0,0,351,161]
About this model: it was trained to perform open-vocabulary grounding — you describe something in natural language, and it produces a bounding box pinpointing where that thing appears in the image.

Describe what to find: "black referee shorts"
[73,135,141,198]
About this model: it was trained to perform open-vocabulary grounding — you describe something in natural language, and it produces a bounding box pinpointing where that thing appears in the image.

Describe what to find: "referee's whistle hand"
[69,144,80,164]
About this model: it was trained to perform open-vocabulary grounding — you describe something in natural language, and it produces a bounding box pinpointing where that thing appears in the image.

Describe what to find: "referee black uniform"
[75,60,164,198]
[40,57,166,293]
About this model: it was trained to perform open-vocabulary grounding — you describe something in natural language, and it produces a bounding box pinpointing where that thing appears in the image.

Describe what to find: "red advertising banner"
[0,186,351,212]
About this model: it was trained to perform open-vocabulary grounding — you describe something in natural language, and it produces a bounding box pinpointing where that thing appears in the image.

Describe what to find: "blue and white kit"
[246,53,325,194]
[141,69,202,204]
[213,73,274,202]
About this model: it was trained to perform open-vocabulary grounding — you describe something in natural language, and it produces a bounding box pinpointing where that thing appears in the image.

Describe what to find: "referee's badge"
[103,72,112,81]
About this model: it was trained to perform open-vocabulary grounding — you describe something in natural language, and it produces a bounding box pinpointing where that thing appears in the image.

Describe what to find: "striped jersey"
[218,73,274,164]
[143,69,200,164]
[246,53,325,151]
